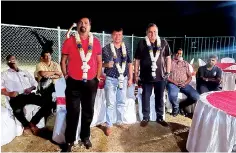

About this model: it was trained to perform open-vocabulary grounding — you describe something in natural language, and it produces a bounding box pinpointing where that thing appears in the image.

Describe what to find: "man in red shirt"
[60,17,102,151]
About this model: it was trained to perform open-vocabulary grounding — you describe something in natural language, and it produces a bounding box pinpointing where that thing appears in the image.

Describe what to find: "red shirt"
[62,36,102,80]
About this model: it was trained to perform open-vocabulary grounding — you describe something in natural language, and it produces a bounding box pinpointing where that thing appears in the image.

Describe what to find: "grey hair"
[209,55,218,60]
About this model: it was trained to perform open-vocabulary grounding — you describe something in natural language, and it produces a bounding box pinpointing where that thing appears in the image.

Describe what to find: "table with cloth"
[52,77,137,144]
[186,91,236,152]
[216,63,236,91]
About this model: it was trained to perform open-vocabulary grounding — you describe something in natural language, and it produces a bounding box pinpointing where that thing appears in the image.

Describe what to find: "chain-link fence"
[1,23,236,75]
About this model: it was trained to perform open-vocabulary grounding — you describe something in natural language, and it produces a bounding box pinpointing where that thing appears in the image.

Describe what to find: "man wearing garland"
[102,28,133,136]
[60,17,102,151]
[134,23,172,127]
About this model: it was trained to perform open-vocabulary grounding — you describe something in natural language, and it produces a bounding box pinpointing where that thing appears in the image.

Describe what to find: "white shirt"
[1,68,38,100]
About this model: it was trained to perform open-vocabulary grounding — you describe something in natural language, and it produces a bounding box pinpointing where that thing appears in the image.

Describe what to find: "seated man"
[167,48,200,117]
[196,55,222,94]
[35,50,62,83]
[1,55,53,135]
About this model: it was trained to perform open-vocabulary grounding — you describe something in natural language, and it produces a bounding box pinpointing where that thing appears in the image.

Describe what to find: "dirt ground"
[1,114,192,152]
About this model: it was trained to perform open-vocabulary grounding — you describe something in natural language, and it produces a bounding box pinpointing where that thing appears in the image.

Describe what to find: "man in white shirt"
[1,55,53,135]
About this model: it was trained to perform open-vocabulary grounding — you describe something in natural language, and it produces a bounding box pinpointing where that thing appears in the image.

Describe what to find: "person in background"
[1,55,53,136]
[196,55,222,94]
[167,48,199,117]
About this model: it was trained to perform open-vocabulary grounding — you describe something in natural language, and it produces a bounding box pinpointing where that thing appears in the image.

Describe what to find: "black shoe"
[171,109,179,117]
[156,118,169,127]
[82,139,92,149]
[179,109,186,116]
[140,119,149,127]
[61,143,74,152]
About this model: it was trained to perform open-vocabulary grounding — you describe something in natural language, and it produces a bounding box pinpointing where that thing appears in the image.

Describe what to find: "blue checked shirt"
[102,43,132,79]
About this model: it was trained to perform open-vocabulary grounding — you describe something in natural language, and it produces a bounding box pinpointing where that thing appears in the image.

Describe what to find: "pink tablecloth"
[216,63,236,70]
[207,91,236,117]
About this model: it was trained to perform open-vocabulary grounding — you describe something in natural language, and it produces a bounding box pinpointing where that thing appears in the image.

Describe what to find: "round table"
[186,91,236,152]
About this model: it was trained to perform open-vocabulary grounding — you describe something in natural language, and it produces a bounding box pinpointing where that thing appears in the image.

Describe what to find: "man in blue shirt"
[196,55,222,94]
[102,27,133,136]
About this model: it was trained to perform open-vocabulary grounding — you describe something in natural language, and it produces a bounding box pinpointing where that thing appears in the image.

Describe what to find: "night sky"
[2,1,236,37]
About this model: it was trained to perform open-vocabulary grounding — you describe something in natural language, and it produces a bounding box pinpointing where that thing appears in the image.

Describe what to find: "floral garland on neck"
[145,36,161,78]
[75,31,94,82]
[110,42,127,89]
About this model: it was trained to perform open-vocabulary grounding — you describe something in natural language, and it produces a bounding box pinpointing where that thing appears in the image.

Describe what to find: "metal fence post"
[57,26,61,63]
[102,31,105,47]
[131,34,134,60]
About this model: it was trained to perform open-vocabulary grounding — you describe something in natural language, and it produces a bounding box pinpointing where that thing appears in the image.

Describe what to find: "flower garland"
[145,36,161,78]
[110,42,127,89]
[75,31,94,82]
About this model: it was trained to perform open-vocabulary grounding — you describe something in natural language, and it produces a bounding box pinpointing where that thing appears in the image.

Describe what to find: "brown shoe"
[104,127,112,136]
[140,120,149,127]
[23,127,32,135]
[29,123,40,135]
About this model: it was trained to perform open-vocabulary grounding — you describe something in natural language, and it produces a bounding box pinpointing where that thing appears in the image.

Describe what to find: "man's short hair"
[209,54,218,60]
[41,50,52,58]
[77,17,92,25]
[112,27,123,33]
[175,48,183,53]
[6,54,15,61]
[146,23,158,32]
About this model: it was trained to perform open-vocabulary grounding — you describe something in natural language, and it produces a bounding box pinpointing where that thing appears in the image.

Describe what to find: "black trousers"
[9,93,53,127]
[65,77,99,143]
[197,84,221,94]
[141,80,166,121]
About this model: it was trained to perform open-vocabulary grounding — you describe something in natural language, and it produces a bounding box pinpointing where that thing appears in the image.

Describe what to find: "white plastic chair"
[190,58,194,65]
[198,58,206,67]
[221,57,235,63]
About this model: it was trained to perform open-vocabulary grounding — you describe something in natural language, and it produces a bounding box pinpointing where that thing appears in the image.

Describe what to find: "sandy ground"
[1,114,192,152]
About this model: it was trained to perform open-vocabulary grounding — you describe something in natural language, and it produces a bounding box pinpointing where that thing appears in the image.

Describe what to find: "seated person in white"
[1,55,53,135]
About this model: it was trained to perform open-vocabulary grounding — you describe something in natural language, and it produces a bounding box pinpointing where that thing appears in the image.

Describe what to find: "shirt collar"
[8,68,22,72]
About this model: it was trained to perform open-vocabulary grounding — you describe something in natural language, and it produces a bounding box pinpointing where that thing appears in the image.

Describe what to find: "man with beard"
[60,17,102,151]
[167,48,199,117]
[1,55,53,136]
[196,55,222,94]
[134,23,171,127]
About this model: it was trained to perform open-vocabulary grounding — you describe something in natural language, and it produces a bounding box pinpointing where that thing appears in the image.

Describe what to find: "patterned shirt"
[35,61,61,83]
[102,43,132,78]
[169,59,191,84]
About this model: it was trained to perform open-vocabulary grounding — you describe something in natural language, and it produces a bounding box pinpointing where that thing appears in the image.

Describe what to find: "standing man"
[102,28,133,136]
[60,17,102,151]
[134,23,171,127]
[196,55,222,94]
[167,48,199,117]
